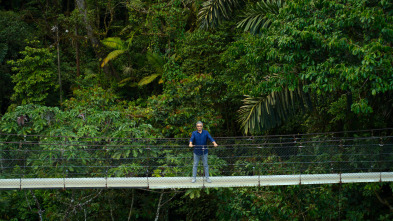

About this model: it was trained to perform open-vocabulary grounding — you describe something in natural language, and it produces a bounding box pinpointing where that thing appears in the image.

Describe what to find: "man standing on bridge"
[189,121,218,183]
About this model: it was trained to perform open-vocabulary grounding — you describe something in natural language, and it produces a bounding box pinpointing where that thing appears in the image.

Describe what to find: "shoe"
[191,178,196,183]
[206,178,212,183]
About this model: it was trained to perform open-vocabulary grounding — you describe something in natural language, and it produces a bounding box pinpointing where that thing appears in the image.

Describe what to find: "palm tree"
[101,36,133,68]
[198,0,306,134]
[138,51,165,86]
[101,35,164,87]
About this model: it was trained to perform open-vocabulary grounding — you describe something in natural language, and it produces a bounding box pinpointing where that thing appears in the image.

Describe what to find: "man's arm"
[206,131,218,147]
[189,132,194,147]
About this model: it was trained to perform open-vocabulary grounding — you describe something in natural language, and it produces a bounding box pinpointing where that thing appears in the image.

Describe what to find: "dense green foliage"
[0,11,34,113]
[1,0,393,220]
[8,41,57,106]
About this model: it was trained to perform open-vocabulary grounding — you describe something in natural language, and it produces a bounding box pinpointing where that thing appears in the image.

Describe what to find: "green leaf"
[237,0,284,34]
[101,50,126,67]
[138,74,161,86]
[101,37,126,50]
[238,84,312,134]
[198,0,243,29]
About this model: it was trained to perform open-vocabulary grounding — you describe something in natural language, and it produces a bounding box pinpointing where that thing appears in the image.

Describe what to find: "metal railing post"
[379,137,384,182]
[202,146,205,187]
[339,139,343,176]
[62,138,66,190]
[105,143,108,188]
[19,140,23,190]
[146,145,150,189]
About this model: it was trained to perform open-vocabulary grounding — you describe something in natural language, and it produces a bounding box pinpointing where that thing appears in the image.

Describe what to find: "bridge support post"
[146,146,151,189]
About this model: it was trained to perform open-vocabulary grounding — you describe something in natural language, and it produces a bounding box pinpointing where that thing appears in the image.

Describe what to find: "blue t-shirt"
[190,130,215,155]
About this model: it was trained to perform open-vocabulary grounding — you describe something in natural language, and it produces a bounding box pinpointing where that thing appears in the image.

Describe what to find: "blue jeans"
[192,153,209,178]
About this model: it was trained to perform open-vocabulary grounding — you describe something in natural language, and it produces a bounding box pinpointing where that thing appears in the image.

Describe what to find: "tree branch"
[374,190,393,212]
[30,190,44,221]
[161,192,177,207]
[128,189,135,221]
[63,190,103,220]
[154,190,164,221]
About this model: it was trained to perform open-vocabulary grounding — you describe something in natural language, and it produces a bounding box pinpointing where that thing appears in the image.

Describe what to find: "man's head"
[196,121,203,132]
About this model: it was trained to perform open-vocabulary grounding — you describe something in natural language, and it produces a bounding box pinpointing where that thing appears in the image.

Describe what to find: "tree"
[227,0,393,133]
[137,51,165,87]
[0,11,33,113]
[147,29,233,137]
[101,36,134,68]
[101,36,164,87]
[7,41,57,106]
[75,0,119,79]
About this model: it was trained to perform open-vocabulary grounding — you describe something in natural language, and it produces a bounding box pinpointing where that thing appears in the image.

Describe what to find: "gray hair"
[196,121,203,126]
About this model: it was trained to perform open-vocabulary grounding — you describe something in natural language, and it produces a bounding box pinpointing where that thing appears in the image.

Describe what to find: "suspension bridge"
[1,129,393,189]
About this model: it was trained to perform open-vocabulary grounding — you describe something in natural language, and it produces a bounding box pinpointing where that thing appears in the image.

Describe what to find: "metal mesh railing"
[1,129,393,185]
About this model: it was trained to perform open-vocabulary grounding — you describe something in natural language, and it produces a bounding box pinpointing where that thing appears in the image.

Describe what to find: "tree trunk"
[75,26,80,77]
[375,190,393,212]
[154,190,164,221]
[75,0,100,53]
[75,0,118,79]
[30,190,44,221]
[56,25,63,104]
[127,189,135,221]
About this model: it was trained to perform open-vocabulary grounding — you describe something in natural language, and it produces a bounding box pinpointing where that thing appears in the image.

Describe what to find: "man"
[189,121,218,183]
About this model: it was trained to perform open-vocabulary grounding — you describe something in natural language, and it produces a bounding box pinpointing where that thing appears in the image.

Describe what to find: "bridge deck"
[1,172,393,189]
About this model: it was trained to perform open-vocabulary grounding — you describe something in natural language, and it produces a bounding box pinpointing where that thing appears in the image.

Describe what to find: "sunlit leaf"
[138,74,161,86]
[101,37,125,50]
[101,50,126,67]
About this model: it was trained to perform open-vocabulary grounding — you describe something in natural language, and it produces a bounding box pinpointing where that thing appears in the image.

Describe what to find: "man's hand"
[189,142,193,148]
[213,142,218,147]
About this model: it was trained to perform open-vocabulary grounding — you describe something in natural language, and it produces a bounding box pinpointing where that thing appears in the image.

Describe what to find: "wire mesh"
[1,129,393,188]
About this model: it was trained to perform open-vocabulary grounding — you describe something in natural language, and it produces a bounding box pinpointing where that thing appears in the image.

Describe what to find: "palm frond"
[118,77,136,87]
[237,0,284,34]
[101,49,126,67]
[101,36,134,68]
[101,37,126,50]
[238,85,312,134]
[138,74,161,86]
[146,51,165,75]
[198,0,243,30]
